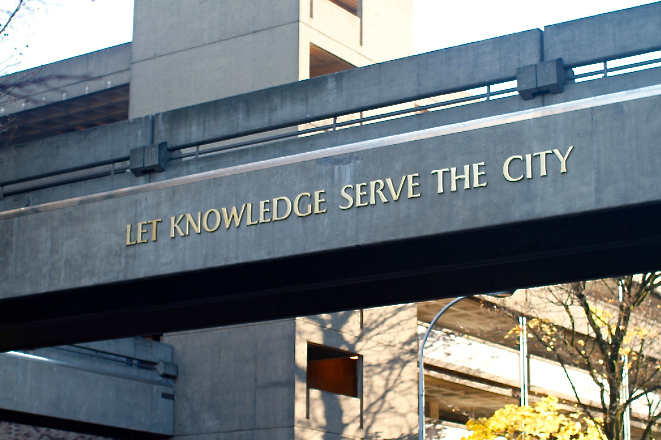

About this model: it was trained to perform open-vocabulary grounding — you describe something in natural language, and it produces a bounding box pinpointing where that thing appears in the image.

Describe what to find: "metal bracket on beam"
[130,142,170,177]
[517,58,567,100]
[157,361,179,379]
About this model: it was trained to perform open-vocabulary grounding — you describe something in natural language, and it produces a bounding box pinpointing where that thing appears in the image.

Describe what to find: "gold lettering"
[339,186,353,210]
[203,210,221,232]
[431,169,449,194]
[356,183,368,207]
[222,205,246,228]
[170,215,185,238]
[525,154,532,179]
[137,222,148,244]
[273,197,292,221]
[553,146,573,173]
[385,176,406,201]
[533,150,553,177]
[294,193,312,217]
[370,180,388,204]
[503,156,524,182]
[126,224,137,246]
[451,165,470,191]
[185,212,202,235]
[148,219,162,241]
[314,190,327,214]
[472,163,487,188]
[259,200,271,223]
[407,174,421,198]
[246,203,259,225]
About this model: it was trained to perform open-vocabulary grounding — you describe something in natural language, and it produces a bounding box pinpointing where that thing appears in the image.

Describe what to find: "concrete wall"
[0,44,131,117]
[360,0,412,62]
[0,115,152,187]
[2,0,661,371]
[3,5,661,440]
[298,0,413,80]
[4,39,661,351]
[129,0,301,118]
[544,2,661,66]
[5,84,661,295]
[152,29,539,149]
[9,42,660,213]
[0,338,175,437]
[164,321,296,440]
[0,28,540,189]
[129,0,412,118]
[295,305,418,439]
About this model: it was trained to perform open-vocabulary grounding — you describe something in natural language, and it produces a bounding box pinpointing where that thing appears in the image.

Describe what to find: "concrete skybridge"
[2,4,661,354]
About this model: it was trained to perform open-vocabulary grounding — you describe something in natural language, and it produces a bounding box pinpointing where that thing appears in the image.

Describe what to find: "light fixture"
[350,356,359,360]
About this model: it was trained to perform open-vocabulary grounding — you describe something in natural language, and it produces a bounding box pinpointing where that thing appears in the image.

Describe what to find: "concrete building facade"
[129,0,411,117]
[1,1,417,439]
[2,2,661,440]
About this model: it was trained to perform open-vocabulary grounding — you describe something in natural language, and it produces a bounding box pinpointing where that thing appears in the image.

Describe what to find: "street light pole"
[418,291,516,440]
[418,296,467,440]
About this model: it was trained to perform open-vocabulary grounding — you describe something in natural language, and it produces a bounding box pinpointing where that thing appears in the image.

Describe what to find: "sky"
[0,0,658,74]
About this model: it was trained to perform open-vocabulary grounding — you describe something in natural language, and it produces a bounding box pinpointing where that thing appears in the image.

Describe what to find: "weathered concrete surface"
[165,321,295,439]
[129,0,414,118]
[0,44,131,116]
[544,2,661,66]
[130,22,301,119]
[298,0,413,77]
[153,30,541,148]
[0,116,152,186]
[295,305,418,439]
[2,86,661,349]
[131,0,299,65]
[2,91,660,296]
[165,306,416,440]
[0,338,175,437]
[5,4,661,349]
[4,65,661,215]
[129,0,300,120]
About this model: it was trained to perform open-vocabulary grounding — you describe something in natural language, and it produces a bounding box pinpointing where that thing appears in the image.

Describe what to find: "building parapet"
[0,337,175,438]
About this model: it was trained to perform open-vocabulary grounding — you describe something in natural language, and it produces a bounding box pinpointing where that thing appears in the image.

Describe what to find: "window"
[307,343,361,398]
[309,44,355,78]
[328,0,358,15]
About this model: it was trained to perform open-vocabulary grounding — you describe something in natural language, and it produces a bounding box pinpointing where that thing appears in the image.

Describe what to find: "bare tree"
[499,274,661,440]
[0,0,89,147]
[1,0,43,76]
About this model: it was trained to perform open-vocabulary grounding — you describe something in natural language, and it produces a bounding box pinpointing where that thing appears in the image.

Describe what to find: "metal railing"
[567,50,661,82]
[170,82,517,161]
[0,81,518,199]
[2,49,661,200]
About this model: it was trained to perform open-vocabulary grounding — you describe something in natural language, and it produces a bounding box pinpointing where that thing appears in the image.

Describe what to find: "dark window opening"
[307,343,360,398]
[328,0,358,15]
[309,44,355,78]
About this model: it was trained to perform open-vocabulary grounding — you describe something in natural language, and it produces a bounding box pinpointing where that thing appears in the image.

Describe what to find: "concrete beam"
[2,86,661,348]
[153,30,542,148]
[0,116,152,187]
[544,2,661,67]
